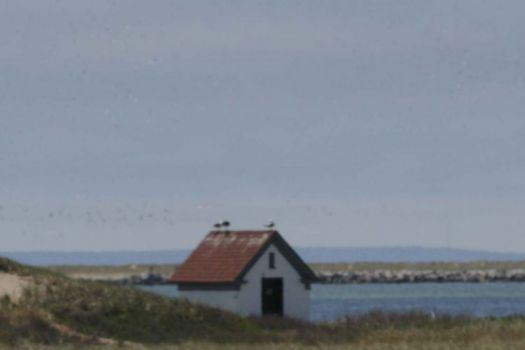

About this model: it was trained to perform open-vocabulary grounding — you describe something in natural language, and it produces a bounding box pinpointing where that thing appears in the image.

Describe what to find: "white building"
[171,230,317,320]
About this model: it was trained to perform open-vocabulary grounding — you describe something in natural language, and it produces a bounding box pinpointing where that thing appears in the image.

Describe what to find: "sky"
[1,1,525,252]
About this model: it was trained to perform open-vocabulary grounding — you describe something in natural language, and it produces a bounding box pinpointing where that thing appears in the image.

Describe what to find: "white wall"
[178,289,239,313]
[237,244,310,320]
[178,244,310,320]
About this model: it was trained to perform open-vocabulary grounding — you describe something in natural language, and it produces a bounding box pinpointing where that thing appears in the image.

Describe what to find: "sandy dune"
[0,272,30,302]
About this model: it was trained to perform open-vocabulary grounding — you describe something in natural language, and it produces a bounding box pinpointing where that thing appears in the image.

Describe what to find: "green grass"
[3,257,525,349]
[38,280,264,344]
[1,259,264,344]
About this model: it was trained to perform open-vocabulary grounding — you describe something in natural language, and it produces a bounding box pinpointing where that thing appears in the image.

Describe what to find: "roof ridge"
[171,230,316,285]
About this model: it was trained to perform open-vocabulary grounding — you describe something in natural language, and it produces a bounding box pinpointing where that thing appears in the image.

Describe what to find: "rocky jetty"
[82,269,525,285]
[83,273,171,285]
[315,269,525,283]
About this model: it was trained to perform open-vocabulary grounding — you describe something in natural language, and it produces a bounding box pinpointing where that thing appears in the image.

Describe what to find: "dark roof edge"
[236,231,318,284]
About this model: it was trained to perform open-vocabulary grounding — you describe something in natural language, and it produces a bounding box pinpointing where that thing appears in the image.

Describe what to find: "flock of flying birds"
[0,205,276,231]
[0,206,178,226]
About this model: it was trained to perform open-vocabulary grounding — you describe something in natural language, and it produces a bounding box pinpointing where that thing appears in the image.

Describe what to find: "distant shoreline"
[4,247,525,266]
[47,261,525,285]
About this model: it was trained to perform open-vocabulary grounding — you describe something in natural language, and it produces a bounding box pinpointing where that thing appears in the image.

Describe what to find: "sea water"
[139,282,525,322]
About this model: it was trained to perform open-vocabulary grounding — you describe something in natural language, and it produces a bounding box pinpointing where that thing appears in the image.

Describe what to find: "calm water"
[139,283,525,322]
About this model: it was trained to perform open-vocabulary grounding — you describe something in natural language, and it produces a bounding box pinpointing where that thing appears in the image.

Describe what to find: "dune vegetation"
[2,257,525,349]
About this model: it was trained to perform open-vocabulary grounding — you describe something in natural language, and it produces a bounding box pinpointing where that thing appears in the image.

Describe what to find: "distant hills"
[2,247,525,266]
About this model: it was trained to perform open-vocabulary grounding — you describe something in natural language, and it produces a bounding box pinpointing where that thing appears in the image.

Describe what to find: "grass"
[3,257,525,349]
[38,281,263,344]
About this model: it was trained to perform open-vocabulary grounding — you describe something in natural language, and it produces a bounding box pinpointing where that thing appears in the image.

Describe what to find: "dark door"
[262,278,283,316]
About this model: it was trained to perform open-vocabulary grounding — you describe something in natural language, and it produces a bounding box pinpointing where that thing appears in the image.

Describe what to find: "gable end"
[236,233,318,287]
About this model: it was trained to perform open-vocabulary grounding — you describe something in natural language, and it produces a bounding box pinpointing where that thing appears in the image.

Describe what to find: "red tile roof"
[171,230,275,283]
[171,230,317,284]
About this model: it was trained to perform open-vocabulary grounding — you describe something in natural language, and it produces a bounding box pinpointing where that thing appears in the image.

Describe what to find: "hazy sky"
[1,1,525,252]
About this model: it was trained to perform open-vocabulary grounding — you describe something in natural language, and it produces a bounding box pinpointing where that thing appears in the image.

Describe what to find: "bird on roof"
[213,222,222,229]
[221,220,230,228]
[265,221,275,229]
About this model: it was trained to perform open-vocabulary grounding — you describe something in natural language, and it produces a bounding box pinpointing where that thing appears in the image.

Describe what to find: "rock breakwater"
[74,269,525,285]
[315,269,525,283]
